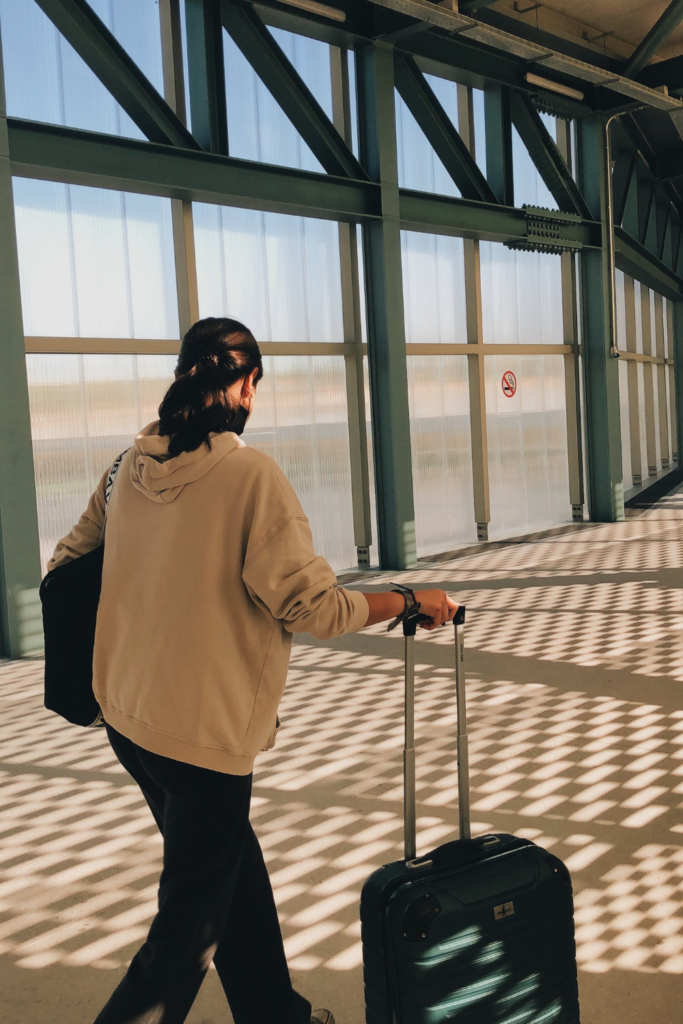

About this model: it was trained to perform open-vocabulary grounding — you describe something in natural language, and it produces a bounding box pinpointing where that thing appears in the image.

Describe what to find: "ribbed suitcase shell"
[360,833,580,1024]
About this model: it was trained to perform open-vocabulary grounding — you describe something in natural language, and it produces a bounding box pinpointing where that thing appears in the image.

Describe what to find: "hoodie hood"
[130,421,244,503]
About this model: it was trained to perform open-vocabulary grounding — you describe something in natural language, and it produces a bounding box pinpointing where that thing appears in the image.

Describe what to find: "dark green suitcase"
[360,607,581,1024]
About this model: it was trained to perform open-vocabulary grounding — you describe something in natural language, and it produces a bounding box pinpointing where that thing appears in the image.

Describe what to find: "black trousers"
[95,725,311,1024]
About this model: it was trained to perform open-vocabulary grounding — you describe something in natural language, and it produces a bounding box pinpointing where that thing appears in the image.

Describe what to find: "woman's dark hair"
[158,317,263,457]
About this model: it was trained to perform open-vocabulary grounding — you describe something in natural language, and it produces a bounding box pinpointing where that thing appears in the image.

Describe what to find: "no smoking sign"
[501,370,517,398]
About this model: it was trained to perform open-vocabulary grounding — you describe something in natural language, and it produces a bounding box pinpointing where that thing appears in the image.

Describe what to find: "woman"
[49,317,458,1024]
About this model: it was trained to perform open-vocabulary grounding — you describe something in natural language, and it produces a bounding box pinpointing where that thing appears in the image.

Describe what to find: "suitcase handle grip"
[403,605,469,862]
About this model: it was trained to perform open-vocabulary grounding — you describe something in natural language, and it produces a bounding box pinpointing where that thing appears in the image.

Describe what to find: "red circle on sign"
[501,370,517,398]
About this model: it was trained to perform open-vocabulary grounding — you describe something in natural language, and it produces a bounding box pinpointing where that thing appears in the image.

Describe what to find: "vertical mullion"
[357,41,416,570]
[640,284,658,479]
[624,275,643,487]
[674,301,683,469]
[654,295,670,469]
[556,119,584,520]
[0,26,42,656]
[459,84,490,541]
[331,45,372,567]
[160,0,200,337]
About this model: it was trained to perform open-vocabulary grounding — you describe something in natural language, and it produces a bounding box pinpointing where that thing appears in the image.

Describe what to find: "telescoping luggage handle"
[402,605,469,863]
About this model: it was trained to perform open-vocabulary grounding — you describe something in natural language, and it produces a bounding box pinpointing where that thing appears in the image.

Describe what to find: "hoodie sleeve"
[242,516,369,640]
[47,468,108,572]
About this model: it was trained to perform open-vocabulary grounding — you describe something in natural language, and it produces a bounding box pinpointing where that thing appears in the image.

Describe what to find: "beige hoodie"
[48,423,369,774]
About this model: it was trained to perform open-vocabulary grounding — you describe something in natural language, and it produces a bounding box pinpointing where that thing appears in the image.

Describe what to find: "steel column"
[331,46,373,567]
[578,116,624,522]
[484,84,513,206]
[0,30,42,656]
[357,42,416,570]
[184,0,228,153]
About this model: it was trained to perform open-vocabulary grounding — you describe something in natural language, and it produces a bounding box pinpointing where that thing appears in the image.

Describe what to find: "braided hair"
[158,317,263,457]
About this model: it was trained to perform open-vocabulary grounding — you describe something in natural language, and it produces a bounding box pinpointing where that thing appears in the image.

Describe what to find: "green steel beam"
[222,1,366,178]
[612,151,637,226]
[185,0,229,153]
[7,118,379,222]
[357,41,416,570]
[8,118,683,296]
[657,201,672,263]
[510,91,592,218]
[638,172,656,247]
[399,187,601,247]
[615,225,683,300]
[578,116,624,522]
[0,37,42,657]
[484,84,514,206]
[33,0,199,150]
[393,54,497,203]
[623,0,683,80]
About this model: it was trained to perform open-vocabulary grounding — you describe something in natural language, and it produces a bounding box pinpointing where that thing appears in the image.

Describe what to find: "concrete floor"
[3,488,683,1023]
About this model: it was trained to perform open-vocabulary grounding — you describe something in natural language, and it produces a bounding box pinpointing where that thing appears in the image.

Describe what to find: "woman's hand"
[363,588,458,629]
[414,590,459,630]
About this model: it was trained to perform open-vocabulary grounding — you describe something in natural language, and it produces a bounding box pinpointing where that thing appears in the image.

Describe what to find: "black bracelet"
[387,583,422,632]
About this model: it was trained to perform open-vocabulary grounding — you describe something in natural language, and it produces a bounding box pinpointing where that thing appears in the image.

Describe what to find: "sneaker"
[311,1012,335,1024]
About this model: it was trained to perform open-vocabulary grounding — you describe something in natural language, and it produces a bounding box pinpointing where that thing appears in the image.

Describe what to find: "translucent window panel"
[243,357,356,572]
[14,179,178,339]
[486,354,570,540]
[619,359,632,492]
[0,0,162,139]
[652,363,662,471]
[513,113,558,209]
[348,48,360,157]
[363,356,379,568]
[26,354,175,572]
[223,27,331,171]
[193,204,343,343]
[401,232,467,344]
[395,75,460,198]
[480,243,563,345]
[408,357,476,557]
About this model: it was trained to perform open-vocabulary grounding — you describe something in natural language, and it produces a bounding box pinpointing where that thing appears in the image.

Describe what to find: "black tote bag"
[40,451,127,727]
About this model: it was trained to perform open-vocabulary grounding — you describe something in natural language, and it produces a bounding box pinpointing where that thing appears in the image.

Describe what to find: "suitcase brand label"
[494,901,515,920]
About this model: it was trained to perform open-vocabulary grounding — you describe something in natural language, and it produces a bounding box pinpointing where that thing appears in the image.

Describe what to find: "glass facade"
[615,272,677,491]
[7,17,663,582]
[407,356,476,556]
[0,0,163,139]
[401,231,467,344]
[244,357,356,572]
[485,355,570,538]
[26,354,175,572]
[223,26,332,172]
[14,178,178,339]
[193,204,343,342]
[480,243,563,346]
[396,75,460,197]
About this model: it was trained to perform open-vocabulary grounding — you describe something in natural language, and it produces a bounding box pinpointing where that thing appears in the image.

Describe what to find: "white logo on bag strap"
[104,450,128,509]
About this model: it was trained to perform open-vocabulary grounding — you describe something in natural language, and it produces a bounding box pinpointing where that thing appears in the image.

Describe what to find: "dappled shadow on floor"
[2,490,683,1021]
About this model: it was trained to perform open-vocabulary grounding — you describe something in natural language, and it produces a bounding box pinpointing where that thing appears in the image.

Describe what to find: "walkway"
[3,486,683,1023]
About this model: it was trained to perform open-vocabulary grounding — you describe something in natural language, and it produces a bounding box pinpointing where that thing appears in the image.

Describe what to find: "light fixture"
[525,72,585,101]
[274,0,347,22]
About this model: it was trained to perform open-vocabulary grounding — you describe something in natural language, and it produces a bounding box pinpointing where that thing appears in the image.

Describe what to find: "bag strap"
[100,448,130,541]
